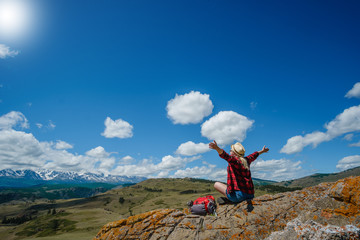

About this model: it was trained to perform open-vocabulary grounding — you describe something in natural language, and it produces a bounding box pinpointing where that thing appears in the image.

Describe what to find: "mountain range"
[0,169,146,187]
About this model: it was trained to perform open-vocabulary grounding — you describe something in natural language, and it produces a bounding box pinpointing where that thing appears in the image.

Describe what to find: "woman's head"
[231,142,249,170]
[231,142,245,157]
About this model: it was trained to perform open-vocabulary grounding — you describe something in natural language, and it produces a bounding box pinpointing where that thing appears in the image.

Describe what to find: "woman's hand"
[259,146,269,155]
[209,141,223,154]
[209,140,219,150]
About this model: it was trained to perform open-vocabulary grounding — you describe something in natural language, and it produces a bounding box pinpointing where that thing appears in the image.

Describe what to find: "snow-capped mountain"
[0,169,146,187]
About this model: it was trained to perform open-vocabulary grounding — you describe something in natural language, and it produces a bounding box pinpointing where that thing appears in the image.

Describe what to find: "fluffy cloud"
[345,82,360,98]
[0,111,29,130]
[0,111,117,174]
[251,158,304,181]
[173,162,227,181]
[101,117,133,139]
[55,140,73,150]
[175,141,210,156]
[166,91,214,124]
[0,128,116,173]
[0,129,46,169]
[201,111,254,145]
[281,105,360,154]
[0,44,19,59]
[112,155,199,177]
[281,132,331,154]
[86,146,110,158]
[120,155,135,164]
[336,155,360,171]
[41,142,89,171]
[325,105,360,137]
[0,129,117,174]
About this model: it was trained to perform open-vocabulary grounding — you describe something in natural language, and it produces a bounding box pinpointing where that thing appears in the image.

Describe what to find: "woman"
[209,141,269,203]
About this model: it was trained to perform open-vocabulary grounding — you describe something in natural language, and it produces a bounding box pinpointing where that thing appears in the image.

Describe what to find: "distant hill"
[252,178,277,185]
[0,182,122,204]
[274,166,360,188]
[0,169,146,188]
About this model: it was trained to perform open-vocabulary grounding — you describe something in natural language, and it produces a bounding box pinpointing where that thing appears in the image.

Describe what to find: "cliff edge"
[94,176,360,240]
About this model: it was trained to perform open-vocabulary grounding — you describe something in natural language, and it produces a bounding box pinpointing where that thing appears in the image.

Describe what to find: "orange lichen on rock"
[182,221,196,229]
[221,230,230,236]
[215,224,229,229]
[327,176,360,217]
[126,210,158,225]
[94,209,178,240]
[330,176,360,205]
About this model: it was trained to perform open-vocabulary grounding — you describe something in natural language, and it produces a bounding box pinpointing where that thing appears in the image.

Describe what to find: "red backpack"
[188,195,217,216]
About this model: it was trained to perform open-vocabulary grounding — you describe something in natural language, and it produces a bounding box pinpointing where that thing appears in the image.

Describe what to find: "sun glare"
[0,0,33,41]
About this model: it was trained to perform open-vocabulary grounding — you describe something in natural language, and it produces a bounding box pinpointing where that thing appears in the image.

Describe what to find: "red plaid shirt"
[219,150,259,195]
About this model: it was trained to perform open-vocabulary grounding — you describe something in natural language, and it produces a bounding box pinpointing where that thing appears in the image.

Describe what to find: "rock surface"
[94,176,360,240]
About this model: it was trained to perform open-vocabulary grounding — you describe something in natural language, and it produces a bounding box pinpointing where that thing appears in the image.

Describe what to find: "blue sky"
[0,0,359,181]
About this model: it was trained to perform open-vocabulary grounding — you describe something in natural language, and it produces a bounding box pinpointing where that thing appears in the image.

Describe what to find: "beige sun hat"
[231,142,245,157]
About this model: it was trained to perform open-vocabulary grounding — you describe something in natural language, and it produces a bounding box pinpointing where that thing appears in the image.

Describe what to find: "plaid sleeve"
[246,151,259,164]
[219,150,237,163]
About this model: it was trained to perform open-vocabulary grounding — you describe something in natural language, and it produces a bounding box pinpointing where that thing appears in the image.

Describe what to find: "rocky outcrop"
[94,176,360,240]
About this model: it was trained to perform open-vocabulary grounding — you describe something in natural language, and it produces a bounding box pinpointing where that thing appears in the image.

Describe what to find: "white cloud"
[0,129,46,169]
[84,146,115,173]
[175,141,210,156]
[251,158,304,181]
[0,111,29,130]
[281,105,360,154]
[0,130,91,172]
[112,155,199,177]
[166,91,214,124]
[0,44,19,59]
[86,146,110,158]
[101,117,133,139]
[325,105,360,137]
[201,111,254,145]
[345,82,360,98]
[0,127,116,175]
[55,140,73,150]
[281,132,331,154]
[120,155,135,164]
[173,163,227,182]
[98,157,116,172]
[349,141,360,147]
[158,155,198,171]
[41,142,89,170]
[36,123,43,129]
[156,171,170,178]
[336,155,360,171]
